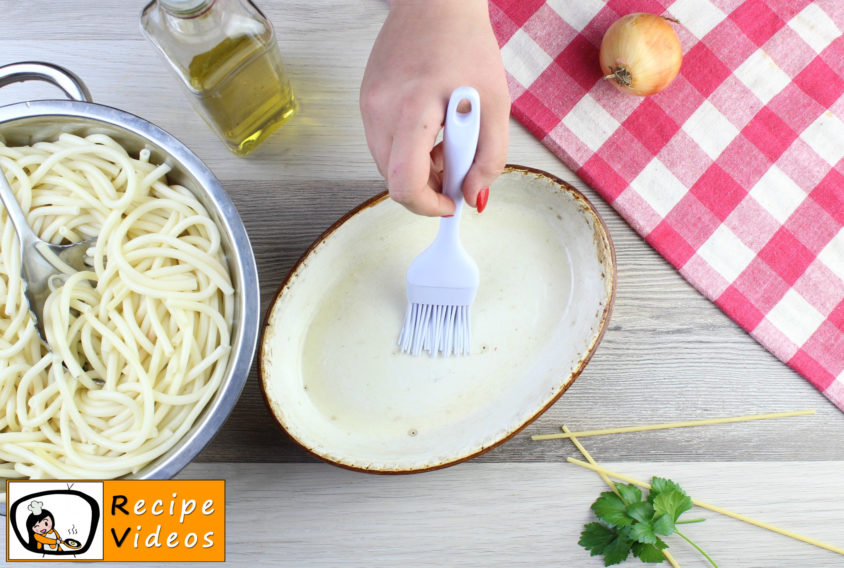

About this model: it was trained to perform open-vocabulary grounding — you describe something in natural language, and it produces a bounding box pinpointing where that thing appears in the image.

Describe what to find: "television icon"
[7,482,103,561]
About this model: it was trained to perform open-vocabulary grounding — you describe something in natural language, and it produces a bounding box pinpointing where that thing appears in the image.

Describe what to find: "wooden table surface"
[2,2,843,566]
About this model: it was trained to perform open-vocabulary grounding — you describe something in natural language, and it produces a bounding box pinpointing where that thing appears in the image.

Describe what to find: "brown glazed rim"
[258,164,618,474]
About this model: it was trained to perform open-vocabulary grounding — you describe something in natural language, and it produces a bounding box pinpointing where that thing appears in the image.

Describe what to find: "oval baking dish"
[261,166,616,473]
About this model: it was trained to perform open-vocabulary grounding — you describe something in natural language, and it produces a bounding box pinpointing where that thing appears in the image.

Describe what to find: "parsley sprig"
[579,477,717,567]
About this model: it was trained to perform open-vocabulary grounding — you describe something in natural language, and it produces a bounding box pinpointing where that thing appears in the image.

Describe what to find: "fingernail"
[476,188,489,213]
[442,214,454,218]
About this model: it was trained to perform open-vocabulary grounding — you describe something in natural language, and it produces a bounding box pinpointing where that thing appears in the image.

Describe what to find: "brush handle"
[440,86,480,235]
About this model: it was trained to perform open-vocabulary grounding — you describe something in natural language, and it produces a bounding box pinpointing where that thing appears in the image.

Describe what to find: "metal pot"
[0,62,259,482]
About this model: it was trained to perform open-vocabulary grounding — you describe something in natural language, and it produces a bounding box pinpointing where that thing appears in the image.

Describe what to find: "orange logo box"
[103,480,225,562]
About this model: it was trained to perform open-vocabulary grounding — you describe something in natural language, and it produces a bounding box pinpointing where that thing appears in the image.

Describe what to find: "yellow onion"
[599,13,683,96]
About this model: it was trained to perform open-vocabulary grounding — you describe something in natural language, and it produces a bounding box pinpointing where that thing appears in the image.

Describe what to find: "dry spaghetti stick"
[532,409,815,441]
[563,425,618,496]
[564,427,682,568]
[567,457,844,557]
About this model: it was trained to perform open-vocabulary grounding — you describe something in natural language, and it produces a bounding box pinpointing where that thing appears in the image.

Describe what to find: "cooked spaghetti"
[0,133,233,499]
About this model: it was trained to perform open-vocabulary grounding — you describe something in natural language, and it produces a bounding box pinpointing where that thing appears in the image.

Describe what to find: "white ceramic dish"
[260,166,616,472]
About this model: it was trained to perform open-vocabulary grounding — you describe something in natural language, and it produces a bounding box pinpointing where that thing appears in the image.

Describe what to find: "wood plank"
[177,460,844,567]
[4,462,842,566]
[1,1,381,41]
[180,174,844,464]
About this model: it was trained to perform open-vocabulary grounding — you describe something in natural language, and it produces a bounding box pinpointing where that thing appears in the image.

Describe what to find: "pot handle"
[0,61,92,103]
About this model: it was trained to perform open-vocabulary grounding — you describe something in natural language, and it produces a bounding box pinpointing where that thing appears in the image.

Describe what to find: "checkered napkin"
[488,0,844,409]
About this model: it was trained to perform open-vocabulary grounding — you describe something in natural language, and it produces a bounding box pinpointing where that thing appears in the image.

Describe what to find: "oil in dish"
[141,0,297,155]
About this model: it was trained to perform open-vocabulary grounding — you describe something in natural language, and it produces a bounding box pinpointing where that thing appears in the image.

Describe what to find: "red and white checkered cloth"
[488,0,843,409]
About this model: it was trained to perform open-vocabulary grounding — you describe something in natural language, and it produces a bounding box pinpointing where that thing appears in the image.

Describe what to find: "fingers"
[427,142,445,193]
[362,79,508,217]
[462,92,510,208]
[359,93,393,179]
[386,112,456,217]
[430,140,444,172]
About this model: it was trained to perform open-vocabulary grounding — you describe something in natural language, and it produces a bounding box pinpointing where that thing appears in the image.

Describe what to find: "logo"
[7,480,225,562]
[7,482,103,560]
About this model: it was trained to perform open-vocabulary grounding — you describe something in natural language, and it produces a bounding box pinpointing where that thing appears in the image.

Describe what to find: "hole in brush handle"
[443,87,480,204]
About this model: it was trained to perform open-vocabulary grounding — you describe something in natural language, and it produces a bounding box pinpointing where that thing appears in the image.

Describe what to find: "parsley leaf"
[649,477,684,499]
[617,484,642,505]
[580,477,717,567]
[632,541,667,563]
[579,523,634,566]
[628,521,658,545]
[627,501,655,524]
[603,531,634,566]
[653,489,693,523]
[592,491,634,527]
[652,513,675,536]
[579,522,617,555]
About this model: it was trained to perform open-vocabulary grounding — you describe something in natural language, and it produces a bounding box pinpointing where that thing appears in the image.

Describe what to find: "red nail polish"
[476,188,489,213]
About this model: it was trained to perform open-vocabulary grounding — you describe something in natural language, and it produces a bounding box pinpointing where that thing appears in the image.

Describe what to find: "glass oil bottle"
[141,0,298,155]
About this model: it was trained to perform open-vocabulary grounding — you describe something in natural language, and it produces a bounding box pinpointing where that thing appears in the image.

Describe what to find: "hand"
[360,0,510,216]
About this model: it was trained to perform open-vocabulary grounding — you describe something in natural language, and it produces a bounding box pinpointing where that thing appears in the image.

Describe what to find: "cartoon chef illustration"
[25,500,65,552]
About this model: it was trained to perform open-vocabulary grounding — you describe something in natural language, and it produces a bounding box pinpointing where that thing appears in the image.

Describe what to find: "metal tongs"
[0,165,96,344]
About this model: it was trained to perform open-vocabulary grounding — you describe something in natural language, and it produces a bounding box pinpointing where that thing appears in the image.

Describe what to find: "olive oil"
[141,0,297,155]
[188,36,297,155]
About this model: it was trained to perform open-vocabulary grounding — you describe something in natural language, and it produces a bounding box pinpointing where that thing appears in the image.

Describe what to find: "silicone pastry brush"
[398,86,481,356]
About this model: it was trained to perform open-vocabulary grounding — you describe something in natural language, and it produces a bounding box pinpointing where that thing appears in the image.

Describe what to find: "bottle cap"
[159,0,212,16]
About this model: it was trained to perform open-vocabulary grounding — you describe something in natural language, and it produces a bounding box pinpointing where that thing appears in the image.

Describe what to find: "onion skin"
[599,13,683,96]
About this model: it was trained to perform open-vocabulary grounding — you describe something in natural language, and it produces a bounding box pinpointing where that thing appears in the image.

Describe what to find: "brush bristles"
[398,303,471,356]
